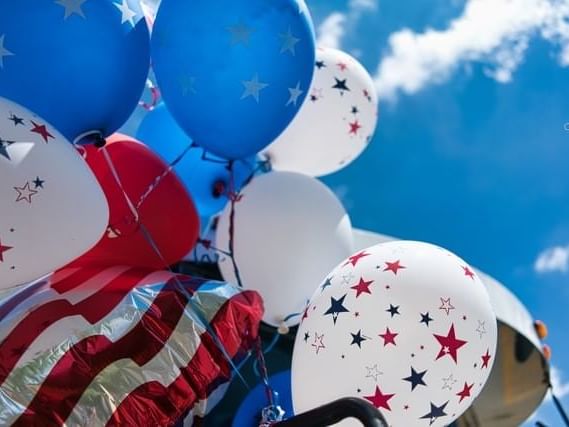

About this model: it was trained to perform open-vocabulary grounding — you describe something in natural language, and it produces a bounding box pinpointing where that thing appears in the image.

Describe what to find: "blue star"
[403,367,427,391]
[320,276,333,292]
[420,312,433,326]
[420,401,449,425]
[8,114,24,126]
[386,304,400,317]
[33,177,45,189]
[324,294,350,325]
[304,332,310,342]
[332,78,350,93]
[350,330,368,349]
[315,60,326,69]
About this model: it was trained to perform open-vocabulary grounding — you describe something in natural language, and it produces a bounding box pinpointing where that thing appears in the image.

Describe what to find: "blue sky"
[308,0,569,424]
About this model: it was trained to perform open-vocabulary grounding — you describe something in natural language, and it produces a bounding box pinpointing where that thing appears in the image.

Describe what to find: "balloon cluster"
[0,0,498,426]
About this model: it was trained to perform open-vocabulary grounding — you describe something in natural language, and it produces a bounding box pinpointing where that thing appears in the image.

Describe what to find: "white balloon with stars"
[291,241,497,427]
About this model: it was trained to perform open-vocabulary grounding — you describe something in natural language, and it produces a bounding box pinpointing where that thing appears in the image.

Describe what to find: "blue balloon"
[151,0,316,160]
[233,371,294,426]
[0,0,150,142]
[137,104,256,217]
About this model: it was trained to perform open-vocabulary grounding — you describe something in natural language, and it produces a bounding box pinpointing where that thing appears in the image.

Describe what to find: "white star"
[365,364,383,382]
[341,272,355,285]
[279,27,300,55]
[54,0,87,20]
[439,297,455,315]
[226,22,254,46]
[442,373,458,390]
[241,73,269,103]
[0,35,15,69]
[476,320,487,339]
[286,81,303,107]
[114,0,137,26]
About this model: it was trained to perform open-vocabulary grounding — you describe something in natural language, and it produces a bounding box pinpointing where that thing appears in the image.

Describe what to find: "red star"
[14,182,38,203]
[363,386,395,411]
[384,260,406,275]
[463,266,475,280]
[351,277,373,298]
[311,333,326,354]
[301,305,310,322]
[0,238,13,262]
[337,62,348,71]
[30,121,54,143]
[349,120,362,135]
[379,327,398,346]
[481,349,492,369]
[344,251,370,267]
[434,324,467,363]
[456,382,473,403]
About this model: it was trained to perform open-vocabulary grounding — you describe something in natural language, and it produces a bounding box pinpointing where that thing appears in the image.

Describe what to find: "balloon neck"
[277,321,290,335]
[74,130,106,147]
[212,180,226,198]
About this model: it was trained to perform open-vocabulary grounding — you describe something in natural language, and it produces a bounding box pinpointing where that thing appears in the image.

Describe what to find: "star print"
[286,82,303,107]
[14,182,38,203]
[8,114,24,126]
[420,401,448,425]
[350,330,368,348]
[315,60,326,69]
[351,277,373,298]
[386,304,400,317]
[114,0,137,26]
[332,78,350,93]
[420,312,433,327]
[364,386,395,411]
[179,75,197,96]
[384,260,406,275]
[457,382,473,403]
[301,305,310,322]
[441,373,458,390]
[434,324,467,364]
[226,21,254,45]
[463,266,475,279]
[379,327,398,346]
[476,321,487,339]
[0,238,13,262]
[0,138,14,160]
[341,272,355,285]
[337,62,348,71]
[363,89,372,102]
[439,297,455,315]
[304,332,310,342]
[310,95,318,102]
[0,35,15,69]
[344,251,370,267]
[279,27,300,55]
[321,277,333,292]
[349,120,362,135]
[351,106,359,114]
[311,333,325,354]
[241,73,269,103]
[30,121,54,143]
[32,177,45,189]
[324,294,350,324]
[55,0,87,20]
[481,349,492,369]
[403,367,427,391]
[365,364,383,382]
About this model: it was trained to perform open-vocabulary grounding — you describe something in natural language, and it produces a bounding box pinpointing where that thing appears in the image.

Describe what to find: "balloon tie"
[254,336,285,426]
[138,78,161,111]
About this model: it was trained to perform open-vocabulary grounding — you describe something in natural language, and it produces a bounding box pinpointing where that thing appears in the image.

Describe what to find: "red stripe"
[50,267,106,294]
[12,277,208,426]
[0,268,149,386]
[105,290,263,427]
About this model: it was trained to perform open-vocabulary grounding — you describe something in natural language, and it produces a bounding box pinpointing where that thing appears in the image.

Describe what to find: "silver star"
[179,75,197,96]
[476,320,487,339]
[341,272,355,285]
[241,73,269,103]
[279,27,300,55]
[441,373,457,390]
[114,0,137,26]
[226,21,254,46]
[286,81,303,107]
[365,364,383,382]
[0,35,15,69]
[54,0,87,20]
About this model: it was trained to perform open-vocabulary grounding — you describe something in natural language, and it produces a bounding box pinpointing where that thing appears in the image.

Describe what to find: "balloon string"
[226,161,245,288]
[99,147,251,390]
[550,385,569,426]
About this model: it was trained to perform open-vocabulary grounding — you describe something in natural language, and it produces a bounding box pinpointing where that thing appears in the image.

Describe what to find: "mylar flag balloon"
[0,0,150,142]
[151,0,316,160]
[291,241,498,427]
[69,135,200,270]
[137,104,256,218]
[0,97,109,290]
[263,47,379,177]
[216,172,353,327]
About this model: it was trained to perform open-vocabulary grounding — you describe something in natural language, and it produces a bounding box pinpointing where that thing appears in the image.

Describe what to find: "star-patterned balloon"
[0,97,109,290]
[262,47,379,177]
[291,241,497,427]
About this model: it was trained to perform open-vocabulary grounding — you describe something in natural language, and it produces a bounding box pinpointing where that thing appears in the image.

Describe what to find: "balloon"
[69,135,199,269]
[137,104,256,217]
[233,371,294,427]
[263,47,379,177]
[0,96,109,290]
[151,0,316,160]
[0,0,150,142]
[216,171,353,327]
[291,241,498,427]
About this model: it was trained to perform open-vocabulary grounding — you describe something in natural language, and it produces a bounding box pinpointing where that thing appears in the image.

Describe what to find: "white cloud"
[317,0,378,49]
[374,0,569,102]
[547,366,569,399]
[535,244,569,274]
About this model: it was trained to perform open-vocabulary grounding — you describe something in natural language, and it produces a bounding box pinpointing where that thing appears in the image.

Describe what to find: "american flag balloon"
[0,97,109,291]
[0,266,263,426]
[292,241,498,427]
